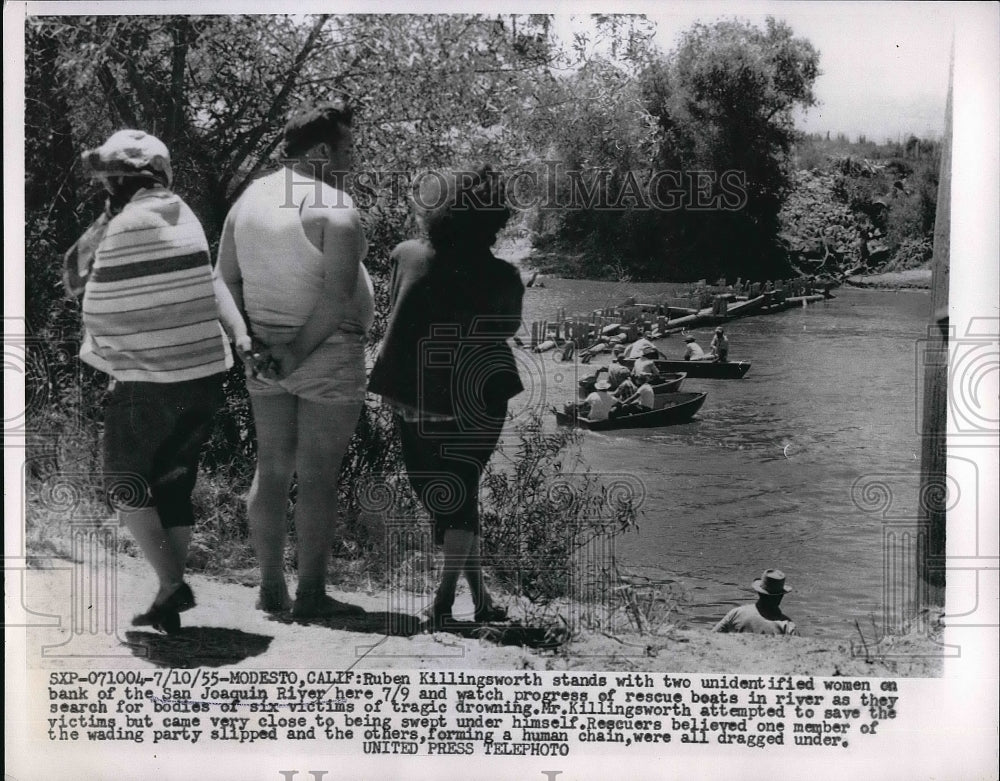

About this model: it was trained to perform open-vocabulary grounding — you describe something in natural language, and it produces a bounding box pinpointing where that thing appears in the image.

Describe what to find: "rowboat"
[555,391,707,431]
[621,357,751,379]
[578,371,686,397]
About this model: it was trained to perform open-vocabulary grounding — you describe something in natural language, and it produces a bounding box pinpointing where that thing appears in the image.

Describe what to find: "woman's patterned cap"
[82,130,172,187]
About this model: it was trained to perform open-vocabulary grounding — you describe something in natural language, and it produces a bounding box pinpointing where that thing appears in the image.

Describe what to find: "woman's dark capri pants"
[397,407,506,545]
[102,374,224,527]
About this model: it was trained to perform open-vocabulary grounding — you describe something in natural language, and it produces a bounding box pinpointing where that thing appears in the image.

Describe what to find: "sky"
[552,1,961,142]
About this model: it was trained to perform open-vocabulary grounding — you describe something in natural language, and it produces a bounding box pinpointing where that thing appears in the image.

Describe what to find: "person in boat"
[607,344,631,386]
[613,373,638,402]
[713,569,798,636]
[683,334,706,361]
[582,375,616,421]
[710,326,730,362]
[624,335,657,360]
[632,345,661,382]
[612,379,656,417]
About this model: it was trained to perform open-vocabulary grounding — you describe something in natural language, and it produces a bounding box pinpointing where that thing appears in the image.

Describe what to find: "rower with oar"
[612,378,656,418]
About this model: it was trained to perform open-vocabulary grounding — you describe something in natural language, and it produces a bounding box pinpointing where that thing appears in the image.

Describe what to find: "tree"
[527,56,663,279]
[23,13,575,457]
[640,17,820,279]
[527,16,819,280]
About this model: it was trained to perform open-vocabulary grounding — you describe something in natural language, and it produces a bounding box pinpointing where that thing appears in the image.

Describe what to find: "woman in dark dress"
[368,166,524,629]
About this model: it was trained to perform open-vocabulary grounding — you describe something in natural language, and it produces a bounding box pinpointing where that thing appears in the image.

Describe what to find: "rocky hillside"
[779,156,936,279]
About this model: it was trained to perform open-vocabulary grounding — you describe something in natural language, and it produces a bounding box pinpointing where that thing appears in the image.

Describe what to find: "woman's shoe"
[132,603,182,634]
[152,608,182,634]
[421,611,457,633]
[131,583,191,634]
[163,582,196,613]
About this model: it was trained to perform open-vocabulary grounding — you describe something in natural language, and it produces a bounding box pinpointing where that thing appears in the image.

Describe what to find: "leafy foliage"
[480,414,638,602]
[533,16,820,280]
[24,13,569,458]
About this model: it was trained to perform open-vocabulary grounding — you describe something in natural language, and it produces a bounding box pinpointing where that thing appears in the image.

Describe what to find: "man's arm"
[713,609,735,633]
[494,273,525,339]
[278,205,363,373]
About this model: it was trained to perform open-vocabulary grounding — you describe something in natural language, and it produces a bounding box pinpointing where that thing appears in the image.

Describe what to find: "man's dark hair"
[282,99,354,157]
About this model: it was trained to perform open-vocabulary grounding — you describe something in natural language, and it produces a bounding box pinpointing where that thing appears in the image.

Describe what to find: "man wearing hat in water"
[713,569,798,635]
[683,334,706,361]
[710,326,730,362]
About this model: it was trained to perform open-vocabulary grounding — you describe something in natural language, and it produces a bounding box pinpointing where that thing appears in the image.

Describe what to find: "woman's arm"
[496,269,525,339]
[216,204,246,318]
[63,212,111,298]
[214,204,253,359]
[212,273,251,355]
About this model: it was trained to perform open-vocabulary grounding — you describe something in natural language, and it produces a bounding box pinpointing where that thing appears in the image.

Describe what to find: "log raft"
[527,278,836,350]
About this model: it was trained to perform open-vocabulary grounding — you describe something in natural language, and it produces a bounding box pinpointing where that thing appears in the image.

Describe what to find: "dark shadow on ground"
[125,627,273,667]
[266,610,570,650]
[266,610,423,637]
[426,620,570,650]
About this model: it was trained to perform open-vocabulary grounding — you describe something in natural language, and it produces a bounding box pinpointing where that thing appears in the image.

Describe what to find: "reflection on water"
[508,279,931,639]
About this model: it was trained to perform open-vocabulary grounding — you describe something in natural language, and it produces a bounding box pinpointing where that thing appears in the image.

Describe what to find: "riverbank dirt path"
[16,550,940,676]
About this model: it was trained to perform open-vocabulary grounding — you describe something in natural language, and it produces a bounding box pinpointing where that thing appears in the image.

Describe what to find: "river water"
[507,277,932,640]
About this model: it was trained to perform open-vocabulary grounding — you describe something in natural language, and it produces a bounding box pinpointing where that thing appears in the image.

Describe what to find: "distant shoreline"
[844,268,932,290]
[498,235,934,292]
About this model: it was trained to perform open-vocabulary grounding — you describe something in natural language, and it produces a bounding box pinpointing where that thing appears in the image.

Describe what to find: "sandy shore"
[23,552,942,676]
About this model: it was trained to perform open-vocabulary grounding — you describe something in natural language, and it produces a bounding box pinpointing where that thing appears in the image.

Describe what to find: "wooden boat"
[621,357,751,379]
[578,371,686,397]
[555,391,707,431]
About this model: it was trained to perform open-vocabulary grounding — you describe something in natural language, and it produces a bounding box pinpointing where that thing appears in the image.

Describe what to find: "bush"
[480,413,639,605]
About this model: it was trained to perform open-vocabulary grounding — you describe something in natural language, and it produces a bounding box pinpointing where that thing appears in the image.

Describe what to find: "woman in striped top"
[67,130,253,633]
